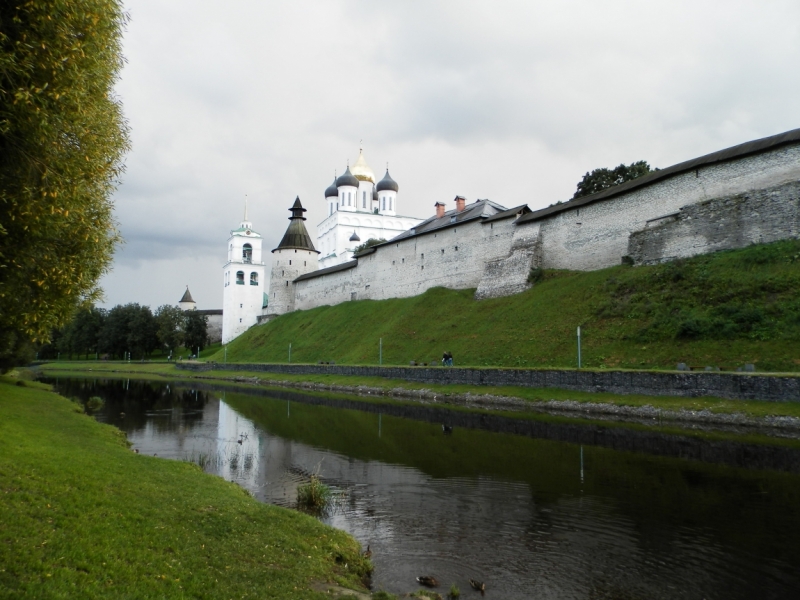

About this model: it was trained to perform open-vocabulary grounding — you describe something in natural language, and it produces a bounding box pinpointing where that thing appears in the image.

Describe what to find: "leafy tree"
[98,303,156,359]
[60,306,106,358]
[155,304,184,356]
[352,238,386,255]
[183,311,208,354]
[127,304,158,359]
[572,161,655,200]
[0,0,129,371]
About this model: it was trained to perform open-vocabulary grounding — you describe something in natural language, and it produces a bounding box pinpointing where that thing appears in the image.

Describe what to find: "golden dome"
[350,149,375,184]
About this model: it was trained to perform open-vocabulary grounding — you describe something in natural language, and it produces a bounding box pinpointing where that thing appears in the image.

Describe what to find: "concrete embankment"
[176,362,800,402]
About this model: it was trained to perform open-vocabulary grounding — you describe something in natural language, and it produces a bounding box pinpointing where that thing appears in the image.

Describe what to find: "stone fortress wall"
[529,142,800,272]
[293,210,523,309]
[628,180,800,264]
[272,129,800,316]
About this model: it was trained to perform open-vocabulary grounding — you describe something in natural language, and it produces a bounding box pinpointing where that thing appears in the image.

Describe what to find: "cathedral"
[317,148,423,269]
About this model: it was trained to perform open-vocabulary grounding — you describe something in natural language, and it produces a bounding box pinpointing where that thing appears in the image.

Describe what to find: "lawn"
[0,375,371,599]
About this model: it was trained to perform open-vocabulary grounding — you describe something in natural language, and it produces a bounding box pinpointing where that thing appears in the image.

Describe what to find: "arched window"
[242,244,252,263]
[236,271,244,285]
[389,197,393,211]
[250,272,258,285]
[382,197,386,210]
[362,191,366,208]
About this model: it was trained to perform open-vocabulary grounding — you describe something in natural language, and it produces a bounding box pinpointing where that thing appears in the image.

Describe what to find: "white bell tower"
[222,199,266,344]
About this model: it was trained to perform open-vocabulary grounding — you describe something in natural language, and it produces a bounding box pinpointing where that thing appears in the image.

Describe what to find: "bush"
[528,267,544,284]
[296,475,331,513]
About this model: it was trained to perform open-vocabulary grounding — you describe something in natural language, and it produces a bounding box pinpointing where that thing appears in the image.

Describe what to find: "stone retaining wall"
[175,362,800,402]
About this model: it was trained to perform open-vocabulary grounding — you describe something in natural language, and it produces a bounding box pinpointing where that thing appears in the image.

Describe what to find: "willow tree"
[0,0,129,369]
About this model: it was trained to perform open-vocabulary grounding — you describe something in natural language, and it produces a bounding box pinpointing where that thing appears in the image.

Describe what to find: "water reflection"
[49,378,800,600]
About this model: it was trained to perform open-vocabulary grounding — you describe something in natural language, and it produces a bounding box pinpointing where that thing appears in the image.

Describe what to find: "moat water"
[47,377,800,600]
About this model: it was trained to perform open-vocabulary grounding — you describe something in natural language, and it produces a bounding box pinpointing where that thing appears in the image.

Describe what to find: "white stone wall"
[628,180,800,264]
[535,144,800,271]
[294,215,521,310]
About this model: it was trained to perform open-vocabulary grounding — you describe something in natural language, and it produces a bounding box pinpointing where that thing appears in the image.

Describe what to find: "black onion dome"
[349,231,361,242]
[376,169,399,192]
[325,177,338,198]
[336,166,359,188]
[273,197,319,253]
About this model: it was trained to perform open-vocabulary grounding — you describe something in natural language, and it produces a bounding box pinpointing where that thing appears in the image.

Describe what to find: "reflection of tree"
[46,378,211,434]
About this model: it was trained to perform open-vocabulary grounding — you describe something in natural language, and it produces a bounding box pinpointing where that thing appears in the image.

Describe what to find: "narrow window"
[421,265,424,270]
[282,270,284,276]
[421,253,424,259]
[240,304,242,308]
[389,197,393,211]
[239,318,242,323]
[402,258,404,263]
[441,248,445,254]
[455,246,458,251]
[286,281,288,286]
[242,243,252,263]
[250,272,258,285]
[382,197,386,210]
[362,191,366,208]
[304,261,306,266]
[289,260,292,265]
[236,271,244,285]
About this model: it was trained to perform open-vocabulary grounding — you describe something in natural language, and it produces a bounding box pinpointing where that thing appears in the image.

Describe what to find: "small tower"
[222,201,266,344]
[376,168,399,216]
[178,286,196,311]
[268,197,320,316]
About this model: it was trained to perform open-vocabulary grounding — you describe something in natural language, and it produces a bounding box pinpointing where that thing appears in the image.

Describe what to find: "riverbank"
[0,374,372,599]
[34,361,800,431]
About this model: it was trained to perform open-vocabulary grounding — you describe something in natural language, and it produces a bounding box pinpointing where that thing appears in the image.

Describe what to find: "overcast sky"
[101,0,800,310]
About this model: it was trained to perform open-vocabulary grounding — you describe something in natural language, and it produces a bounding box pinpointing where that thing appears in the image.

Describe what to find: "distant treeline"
[38,304,208,360]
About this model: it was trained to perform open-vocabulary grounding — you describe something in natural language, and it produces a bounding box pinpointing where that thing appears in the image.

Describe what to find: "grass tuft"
[297,474,332,514]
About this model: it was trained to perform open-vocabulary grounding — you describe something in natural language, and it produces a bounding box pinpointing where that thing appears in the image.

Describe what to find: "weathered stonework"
[628,180,800,264]
[176,362,800,402]
[527,143,800,271]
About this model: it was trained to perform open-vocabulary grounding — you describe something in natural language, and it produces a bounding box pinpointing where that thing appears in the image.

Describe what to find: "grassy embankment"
[212,239,800,372]
[36,361,800,420]
[0,374,371,599]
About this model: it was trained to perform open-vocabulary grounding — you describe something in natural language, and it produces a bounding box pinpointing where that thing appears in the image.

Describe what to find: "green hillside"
[212,239,800,372]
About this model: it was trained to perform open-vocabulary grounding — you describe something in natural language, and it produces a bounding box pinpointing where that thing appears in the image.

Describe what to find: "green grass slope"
[213,239,800,372]
[0,378,370,599]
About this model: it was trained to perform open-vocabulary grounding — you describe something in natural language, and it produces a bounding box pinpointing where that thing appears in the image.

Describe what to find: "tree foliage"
[98,304,158,359]
[352,238,386,255]
[183,311,208,354]
[155,304,184,355]
[572,161,655,200]
[0,0,129,370]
